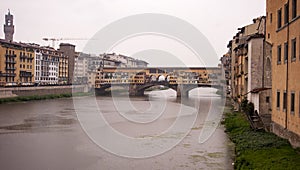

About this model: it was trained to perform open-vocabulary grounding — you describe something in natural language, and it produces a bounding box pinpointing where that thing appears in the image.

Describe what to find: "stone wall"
[272,122,300,148]
[0,85,87,98]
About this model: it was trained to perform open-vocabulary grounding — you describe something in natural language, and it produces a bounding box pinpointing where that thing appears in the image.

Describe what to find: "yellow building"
[0,39,35,86]
[95,67,220,88]
[266,0,300,146]
[58,51,68,85]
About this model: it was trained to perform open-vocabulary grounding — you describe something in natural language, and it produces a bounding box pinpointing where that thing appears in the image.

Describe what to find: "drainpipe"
[262,17,266,88]
[285,0,290,129]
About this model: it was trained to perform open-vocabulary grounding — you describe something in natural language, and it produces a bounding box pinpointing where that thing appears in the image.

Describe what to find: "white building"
[34,47,60,85]
[48,58,59,85]
[34,51,42,84]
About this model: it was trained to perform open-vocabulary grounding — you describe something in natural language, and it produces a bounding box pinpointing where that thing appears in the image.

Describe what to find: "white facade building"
[34,47,60,85]
[34,51,42,84]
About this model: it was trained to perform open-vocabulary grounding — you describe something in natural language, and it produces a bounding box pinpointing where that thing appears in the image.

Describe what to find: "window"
[284,3,289,24]
[277,91,280,109]
[291,38,296,61]
[284,42,288,63]
[292,0,297,19]
[291,92,295,113]
[270,13,273,23]
[266,96,270,103]
[283,91,287,111]
[277,45,282,64]
[278,8,282,29]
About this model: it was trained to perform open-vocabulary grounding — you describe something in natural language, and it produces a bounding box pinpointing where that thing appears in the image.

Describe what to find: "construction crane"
[42,37,93,48]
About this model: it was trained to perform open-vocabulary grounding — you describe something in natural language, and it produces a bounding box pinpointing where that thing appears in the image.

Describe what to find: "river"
[0,88,233,170]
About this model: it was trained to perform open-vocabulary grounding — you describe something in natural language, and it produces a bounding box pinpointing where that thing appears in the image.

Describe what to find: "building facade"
[220,52,231,94]
[266,0,300,146]
[58,52,68,85]
[0,40,35,86]
[59,43,76,84]
[33,47,61,85]
[0,11,35,86]
[226,16,272,128]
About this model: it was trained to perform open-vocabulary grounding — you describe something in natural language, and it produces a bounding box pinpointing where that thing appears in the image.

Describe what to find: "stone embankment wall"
[271,122,300,148]
[0,85,87,98]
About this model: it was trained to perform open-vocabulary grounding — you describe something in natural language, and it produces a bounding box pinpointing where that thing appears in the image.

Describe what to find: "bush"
[224,109,300,169]
[240,99,254,115]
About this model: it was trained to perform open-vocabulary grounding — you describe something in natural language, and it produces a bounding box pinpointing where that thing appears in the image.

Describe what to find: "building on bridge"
[72,53,148,88]
[95,67,222,97]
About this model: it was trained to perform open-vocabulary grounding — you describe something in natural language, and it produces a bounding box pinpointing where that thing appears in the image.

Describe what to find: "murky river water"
[0,88,233,170]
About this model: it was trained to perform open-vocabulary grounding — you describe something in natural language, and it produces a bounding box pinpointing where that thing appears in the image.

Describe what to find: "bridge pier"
[95,87,108,95]
[176,85,191,98]
[129,84,144,96]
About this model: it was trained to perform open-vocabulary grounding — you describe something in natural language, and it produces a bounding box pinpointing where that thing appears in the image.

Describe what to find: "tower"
[59,43,76,84]
[4,9,14,41]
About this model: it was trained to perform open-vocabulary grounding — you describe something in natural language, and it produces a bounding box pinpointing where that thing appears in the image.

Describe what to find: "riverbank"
[0,85,88,99]
[0,92,92,104]
[222,106,300,169]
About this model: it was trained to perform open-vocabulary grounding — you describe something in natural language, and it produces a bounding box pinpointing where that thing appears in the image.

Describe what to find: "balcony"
[5,60,16,64]
[20,55,28,59]
[2,73,16,77]
[5,54,17,58]
[20,74,32,77]
[5,67,16,70]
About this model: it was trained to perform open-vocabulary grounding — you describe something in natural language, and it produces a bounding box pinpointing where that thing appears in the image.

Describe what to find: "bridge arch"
[165,75,170,82]
[149,75,157,82]
[95,84,130,95]
[158,75,165,82]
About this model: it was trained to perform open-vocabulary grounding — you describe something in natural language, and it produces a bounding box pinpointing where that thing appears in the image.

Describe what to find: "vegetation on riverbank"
[0,92,92,104]
[223,107,300,169]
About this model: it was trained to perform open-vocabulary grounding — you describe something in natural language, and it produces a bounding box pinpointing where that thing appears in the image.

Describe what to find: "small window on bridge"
[149,68,156,73]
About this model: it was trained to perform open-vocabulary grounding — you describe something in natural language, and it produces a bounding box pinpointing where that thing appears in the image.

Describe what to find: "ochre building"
[266,0,300,146]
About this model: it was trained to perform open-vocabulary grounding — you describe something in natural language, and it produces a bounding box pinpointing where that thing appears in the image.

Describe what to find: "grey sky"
[1,0,265,65]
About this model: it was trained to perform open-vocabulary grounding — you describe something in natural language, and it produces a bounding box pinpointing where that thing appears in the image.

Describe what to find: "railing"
[5,54,17,58]
[2,73,16,77]
[97,78,215,86]
[5,60,16,64]
[5,67,16,70]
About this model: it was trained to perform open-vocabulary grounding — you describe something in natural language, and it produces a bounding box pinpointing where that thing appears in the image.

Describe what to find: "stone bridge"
[94,67,224,97]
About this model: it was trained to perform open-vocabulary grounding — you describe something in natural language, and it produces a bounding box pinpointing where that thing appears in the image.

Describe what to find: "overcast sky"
[1,0,265,66]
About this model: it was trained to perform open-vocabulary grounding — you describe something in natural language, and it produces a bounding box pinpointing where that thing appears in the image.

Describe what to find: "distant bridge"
[95,67,224,97]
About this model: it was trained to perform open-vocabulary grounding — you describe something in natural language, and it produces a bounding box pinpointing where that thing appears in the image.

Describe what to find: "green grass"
[223,107,300,170]
[0,92,92,104]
